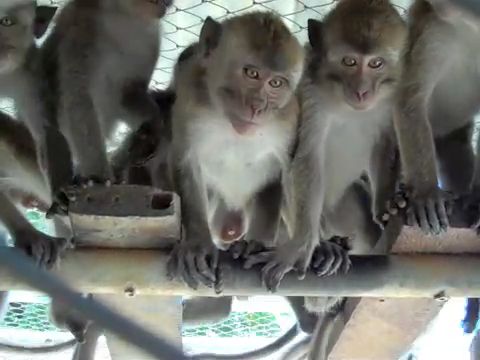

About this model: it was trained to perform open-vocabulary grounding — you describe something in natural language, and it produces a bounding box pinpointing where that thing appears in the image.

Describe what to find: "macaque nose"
[355,90,369,102]
[249,97,266,118]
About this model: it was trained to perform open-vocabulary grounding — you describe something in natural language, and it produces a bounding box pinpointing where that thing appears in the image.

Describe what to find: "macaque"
[0,2,73,219]
[166,13,304,289]
[245,0,406,292]
[0,111,67,265]
[42,0,172,215]
[392,0,480,234]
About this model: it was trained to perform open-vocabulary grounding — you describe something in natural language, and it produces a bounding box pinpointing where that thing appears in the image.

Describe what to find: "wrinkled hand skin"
[14,230,69,269]
[46,176,114,219]
[167,240,222,292]
[243,240,316,292]
[399,184,453,235]
[311,238,351,277]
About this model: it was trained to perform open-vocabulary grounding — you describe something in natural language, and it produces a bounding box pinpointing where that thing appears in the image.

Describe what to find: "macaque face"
[0,2,35,74]
[204,26,303,135]
[325,45,400,111]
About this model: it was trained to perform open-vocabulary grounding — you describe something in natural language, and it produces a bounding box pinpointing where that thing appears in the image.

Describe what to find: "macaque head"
[117,0,173,19]
[308,0,406,111]
[0,2,56,74]
[198,13,304,135]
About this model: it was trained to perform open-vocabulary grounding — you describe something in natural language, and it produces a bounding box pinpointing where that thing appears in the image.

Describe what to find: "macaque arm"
[168,148,218,289]
[246,120,329,291]
[394,24,454,194]
[0,192,66,267]
[16,80,73,195]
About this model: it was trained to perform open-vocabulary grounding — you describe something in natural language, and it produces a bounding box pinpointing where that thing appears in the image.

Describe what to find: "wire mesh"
[37,0,412,89]
[0,301,285,338]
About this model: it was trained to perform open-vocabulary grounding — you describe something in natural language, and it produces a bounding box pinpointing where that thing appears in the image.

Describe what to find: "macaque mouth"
[230,118,258,135]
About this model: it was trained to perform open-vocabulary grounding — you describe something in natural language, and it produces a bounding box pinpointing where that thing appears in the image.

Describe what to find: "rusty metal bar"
[0,249,479,298]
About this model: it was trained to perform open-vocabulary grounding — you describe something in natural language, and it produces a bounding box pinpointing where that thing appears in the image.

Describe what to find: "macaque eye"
[368,57,384,69]
[341,56,357,67]
[268,78,285,88]
[0,17,15,27]
[244,67,260,80]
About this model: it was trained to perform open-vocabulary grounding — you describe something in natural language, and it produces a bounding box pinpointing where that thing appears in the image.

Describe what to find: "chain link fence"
[37,0,412,89]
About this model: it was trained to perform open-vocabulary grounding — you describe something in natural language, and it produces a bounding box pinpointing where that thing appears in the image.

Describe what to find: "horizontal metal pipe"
[0,249,479,298]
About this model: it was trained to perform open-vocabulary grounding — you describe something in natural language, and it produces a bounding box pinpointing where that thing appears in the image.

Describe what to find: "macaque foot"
[15,231,68,269]
[229,240,267,260]
[46,176,114,218]
[167,241,221,292]
[400,184,453,235]
[375,192,408,229]
[244,241,315,292]
[311,239,351,277]
[460,189,480,234]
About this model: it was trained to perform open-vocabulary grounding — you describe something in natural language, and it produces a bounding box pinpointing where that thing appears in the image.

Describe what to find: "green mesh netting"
[0,302,63,332]
[0,302,284,337]
[183,312,284,337]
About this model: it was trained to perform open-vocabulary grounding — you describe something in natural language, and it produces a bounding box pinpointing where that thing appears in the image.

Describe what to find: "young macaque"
[166,13,304,289]
[245,0,406,291]
[0,111,67,266]
[42,0,172,215]
[392,0,480,234]
[0,2,73,217]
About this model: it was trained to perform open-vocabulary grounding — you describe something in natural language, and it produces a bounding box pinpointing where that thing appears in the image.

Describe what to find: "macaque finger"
[426,198,442,235]
[196,256,216,285]
[437,199,450,232]
[181,253,199,290]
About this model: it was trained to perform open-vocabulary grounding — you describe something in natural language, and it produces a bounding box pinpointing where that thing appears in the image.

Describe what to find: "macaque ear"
[34,6,57,39]
[199,17,222,58]
[307,19,324,51]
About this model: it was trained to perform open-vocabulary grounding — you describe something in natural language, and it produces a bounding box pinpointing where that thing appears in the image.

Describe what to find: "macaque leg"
[324,183,381,255]
[72,324,102,360]
[0,193,66,267]
[245,181,282,247]
[436,123,475,194]
[287,297,319,334]
[59,72,111,182]
[51,295,92,344]
[112,83,162,171]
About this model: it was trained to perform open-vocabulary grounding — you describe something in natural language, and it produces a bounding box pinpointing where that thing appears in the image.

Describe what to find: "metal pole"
[0,248,188,360]
[0,248,480,298]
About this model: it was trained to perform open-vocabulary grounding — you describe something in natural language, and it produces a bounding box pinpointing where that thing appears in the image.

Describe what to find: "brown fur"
[325,0,406,53]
